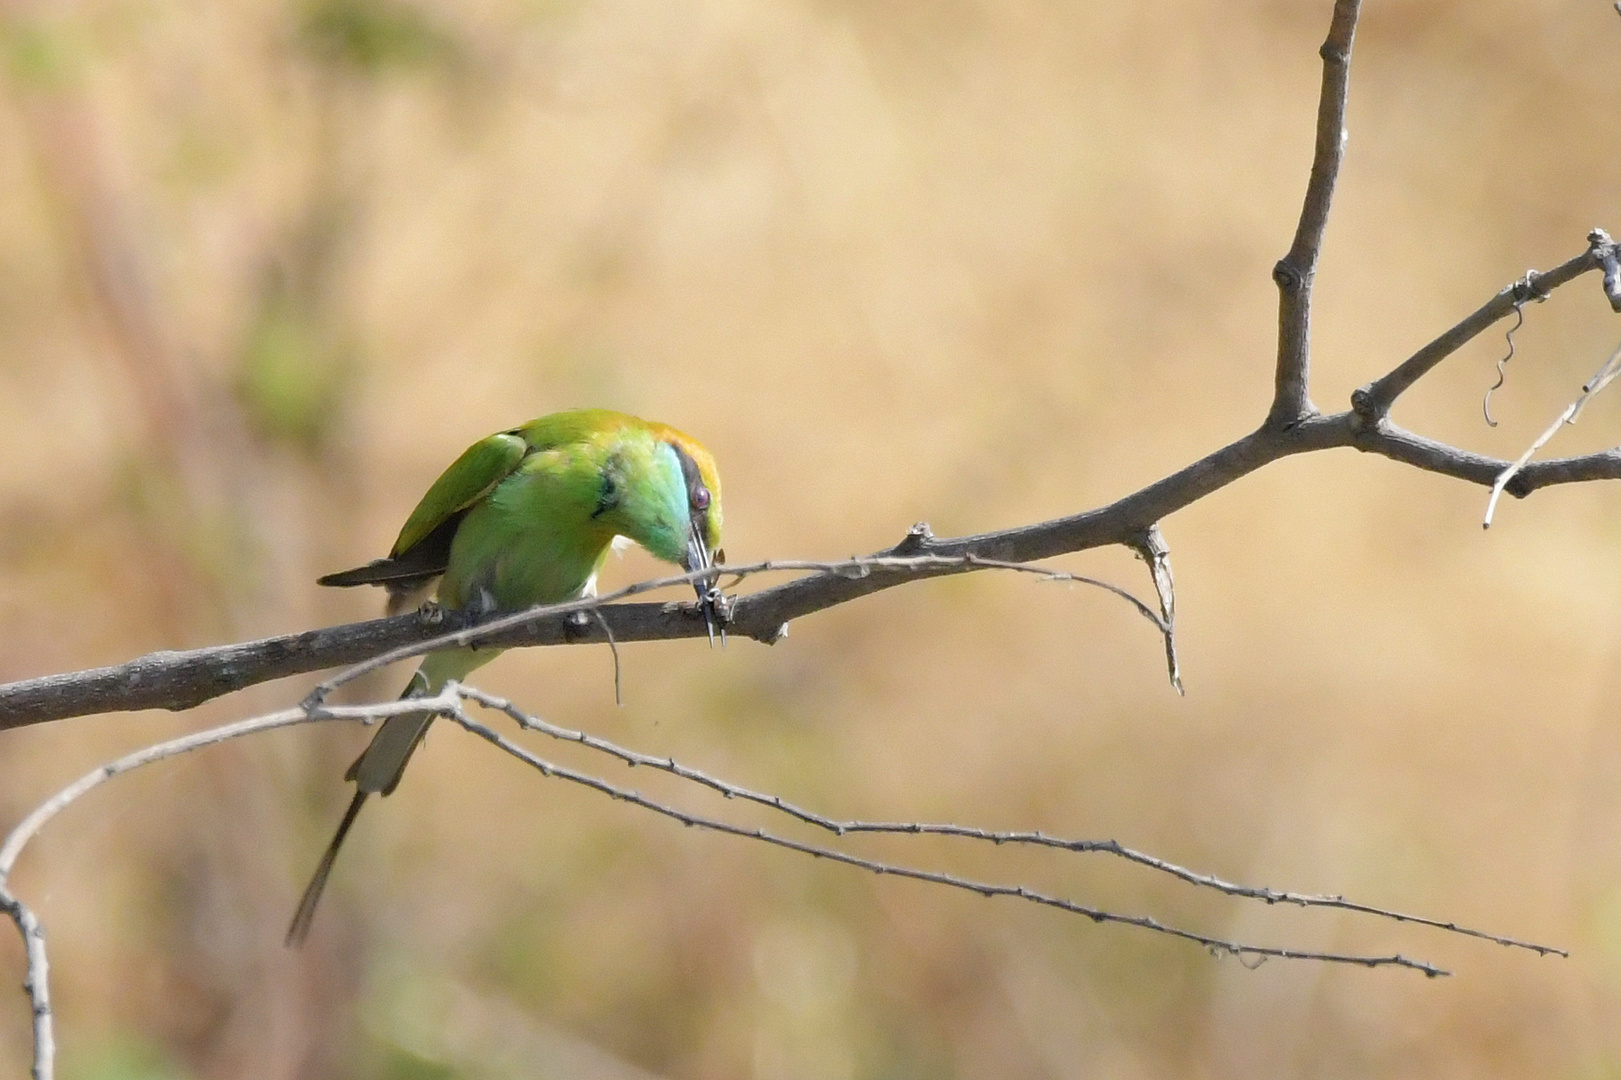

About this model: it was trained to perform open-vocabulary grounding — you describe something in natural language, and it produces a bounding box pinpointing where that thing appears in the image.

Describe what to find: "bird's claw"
[697,585,729,648]
[563,609,594,642]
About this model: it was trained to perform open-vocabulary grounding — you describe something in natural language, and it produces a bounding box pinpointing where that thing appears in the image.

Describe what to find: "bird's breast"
[437,455,616,611]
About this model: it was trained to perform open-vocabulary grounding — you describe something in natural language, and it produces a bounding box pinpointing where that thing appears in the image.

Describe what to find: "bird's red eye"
[692,486,710,511]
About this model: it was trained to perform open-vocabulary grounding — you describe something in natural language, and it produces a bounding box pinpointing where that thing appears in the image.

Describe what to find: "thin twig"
[457,685,1561,958]
[4,672,1504,1080]
[441,701,1452,976]
[1127,526,1182,695]
[0,696,455,880]
[1484,338,1621,527]
[0,691,464,1080]
[1355,236,1614,419]
[590,608,622,706]
[0,888,51,1080]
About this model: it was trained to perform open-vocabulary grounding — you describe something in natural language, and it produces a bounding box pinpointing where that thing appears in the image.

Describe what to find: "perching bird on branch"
[287,409,723,945]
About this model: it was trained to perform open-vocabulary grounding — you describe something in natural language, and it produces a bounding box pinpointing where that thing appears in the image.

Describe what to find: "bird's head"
[598,423,724,629]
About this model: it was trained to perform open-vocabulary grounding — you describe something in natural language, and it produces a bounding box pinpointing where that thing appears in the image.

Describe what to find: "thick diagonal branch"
[1354,230,1621,420]
[5,296,1621,733]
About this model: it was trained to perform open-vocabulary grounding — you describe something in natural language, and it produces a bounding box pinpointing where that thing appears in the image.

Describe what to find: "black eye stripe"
[669,442,712,536]
[671,443,701,491]
[670,444,705,501]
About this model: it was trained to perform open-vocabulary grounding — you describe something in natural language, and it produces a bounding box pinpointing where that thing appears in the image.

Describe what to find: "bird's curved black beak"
[685,523,724,646]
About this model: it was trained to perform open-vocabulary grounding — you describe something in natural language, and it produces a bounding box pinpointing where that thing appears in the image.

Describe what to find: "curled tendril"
[1483,301,1525,428]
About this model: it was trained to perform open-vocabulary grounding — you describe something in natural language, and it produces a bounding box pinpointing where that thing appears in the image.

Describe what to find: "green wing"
[391,431,530,556]
[318,411,637,590]
[396,413,640,550]
[317,430,531,589]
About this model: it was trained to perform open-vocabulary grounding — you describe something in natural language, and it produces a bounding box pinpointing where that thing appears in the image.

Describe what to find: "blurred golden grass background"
[1,0,1620,1076]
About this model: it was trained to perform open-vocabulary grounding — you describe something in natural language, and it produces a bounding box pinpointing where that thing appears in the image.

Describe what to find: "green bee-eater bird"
[286,409,723,945]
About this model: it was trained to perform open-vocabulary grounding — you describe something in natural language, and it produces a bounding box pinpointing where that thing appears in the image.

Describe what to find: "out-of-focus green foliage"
[297,0,461,74]
[65,1038,189,1080]
[237,291,353,452]
[1,17,83,91]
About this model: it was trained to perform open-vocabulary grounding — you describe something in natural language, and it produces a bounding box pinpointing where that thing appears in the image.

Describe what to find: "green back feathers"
[390,432,528,557]
[317,409,724,602]
[390,410,667,558]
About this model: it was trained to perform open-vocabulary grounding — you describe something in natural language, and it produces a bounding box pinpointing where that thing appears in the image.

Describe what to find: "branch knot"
[1348,384,1379,426]
[1590,228,1621,312]
[891,521,935,556]
[1271,259,1304,290]
[1510,271,1549,306]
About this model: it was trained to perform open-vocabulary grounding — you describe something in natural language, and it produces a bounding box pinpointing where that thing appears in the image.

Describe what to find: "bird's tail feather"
[286,649,496,945]
[344,666,441,796]
[285,790,369,948]
[286,675,428,946]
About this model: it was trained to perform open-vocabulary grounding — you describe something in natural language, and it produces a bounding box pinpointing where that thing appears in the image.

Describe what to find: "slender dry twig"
[1127,526,1182,695]
[440,695,1452,976]
[0,890,50,1080]
[10,671,1534,1080]
[0,691,464,1080]
[457,685,1561,958]
[1484,337,1621,527]
[588,607,623,706]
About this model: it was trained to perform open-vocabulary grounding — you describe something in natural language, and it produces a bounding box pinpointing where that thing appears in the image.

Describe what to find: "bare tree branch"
[1484,337,1621,526]
[5,255,1621,731]
[438,693,1457,976]
[1354,230,1619,420]
[459,685,1561,958]
[16,671,1564,1080]
[4,215,1616,732]
[0,691,466,1080]
[1269,0,1361,428]
[0,556,1170,729]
